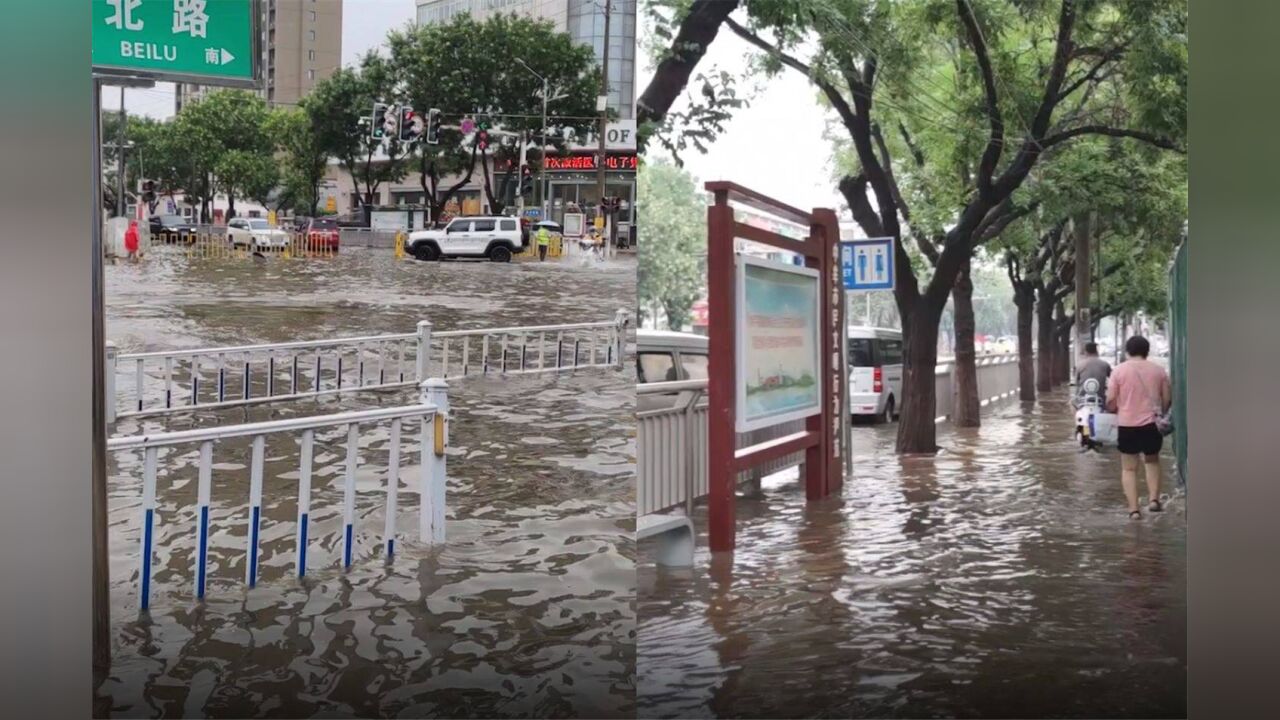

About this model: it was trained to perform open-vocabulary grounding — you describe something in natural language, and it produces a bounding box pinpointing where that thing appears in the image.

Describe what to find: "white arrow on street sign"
[220,48,235,66]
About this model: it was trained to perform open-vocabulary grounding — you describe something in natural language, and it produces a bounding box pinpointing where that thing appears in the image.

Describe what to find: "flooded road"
[99,248,637,718]
[638,397,1186,719]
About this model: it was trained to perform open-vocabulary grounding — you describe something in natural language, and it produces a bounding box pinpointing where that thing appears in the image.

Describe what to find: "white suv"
[407,216,525,262]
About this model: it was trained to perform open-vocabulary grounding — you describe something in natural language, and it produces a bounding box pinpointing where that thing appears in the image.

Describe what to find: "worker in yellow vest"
[536,225,551,261]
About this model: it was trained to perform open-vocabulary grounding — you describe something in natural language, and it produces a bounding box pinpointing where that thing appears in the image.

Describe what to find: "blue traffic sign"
[840,237,895,291]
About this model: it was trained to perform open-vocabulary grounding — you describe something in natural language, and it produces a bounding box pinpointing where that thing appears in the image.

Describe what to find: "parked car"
[993,336,1017,354]
[148,214,196,244]
[637,328,802,481]
[847,326,904,423]
[406,215,525,262]
[303,217,340,251]
[226,217,289,250]
[636,329,709,411]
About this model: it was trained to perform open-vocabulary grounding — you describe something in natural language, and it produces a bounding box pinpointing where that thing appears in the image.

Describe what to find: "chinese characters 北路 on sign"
[92,0,257,86]
[735,256,823,433]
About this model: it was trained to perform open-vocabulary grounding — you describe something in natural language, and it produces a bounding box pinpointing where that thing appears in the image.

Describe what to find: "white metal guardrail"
[107,379,450,611]
[637,354,1030,517]
[933,352,1026,422]
[108,310,629,422]
[637,379,803,517]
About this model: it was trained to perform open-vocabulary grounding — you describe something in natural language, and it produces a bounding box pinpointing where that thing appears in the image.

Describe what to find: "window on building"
[307,69,315,80]
[308,30,315,41]
[308,50,315,61]
[309,10,316,21]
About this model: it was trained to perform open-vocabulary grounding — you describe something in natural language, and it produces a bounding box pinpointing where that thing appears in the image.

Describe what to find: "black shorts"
[1117,423,1163,456]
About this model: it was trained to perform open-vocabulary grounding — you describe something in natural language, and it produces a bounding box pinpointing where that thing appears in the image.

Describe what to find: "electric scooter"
[1073,378,1106,452]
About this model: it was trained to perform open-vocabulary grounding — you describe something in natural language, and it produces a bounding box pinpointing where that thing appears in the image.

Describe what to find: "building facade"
[176,0,343,112]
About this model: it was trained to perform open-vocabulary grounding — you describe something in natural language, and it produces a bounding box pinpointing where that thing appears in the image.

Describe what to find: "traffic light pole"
[116,86,126,218]
[539,75,548,221]
[596,0,612,258]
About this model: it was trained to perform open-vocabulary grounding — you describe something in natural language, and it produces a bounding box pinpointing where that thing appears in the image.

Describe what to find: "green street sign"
[92,0,259,87]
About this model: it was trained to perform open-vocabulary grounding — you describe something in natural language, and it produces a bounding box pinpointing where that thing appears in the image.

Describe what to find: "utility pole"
[596,0,612,258]
[1072,210,1094,379]
[116,86,127,217]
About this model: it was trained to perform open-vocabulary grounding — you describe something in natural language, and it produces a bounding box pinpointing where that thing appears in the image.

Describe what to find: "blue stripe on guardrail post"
[383,418,402,562]
[195,440,212,600]
[246,435,265,587]
[297,429,313,578]
[343,423,358,569]
[141,509,153,611]
[139,446,158,611]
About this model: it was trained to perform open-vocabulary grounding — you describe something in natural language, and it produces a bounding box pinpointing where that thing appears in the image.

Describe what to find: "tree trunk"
[951,258,980,427]
[1054,302,1071,385]
[1073,212,1094,373]
[1035,290,1054,392]
[1014,285,1036,401]
[636,0,741,132]
[895,300,943,454]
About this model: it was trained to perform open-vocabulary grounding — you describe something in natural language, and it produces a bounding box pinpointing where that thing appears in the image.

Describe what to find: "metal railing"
[637,379,803,517]
[637,354,1029,517]
[933,352,1026,422]
[108,310,630,422]
[107,379,450,611]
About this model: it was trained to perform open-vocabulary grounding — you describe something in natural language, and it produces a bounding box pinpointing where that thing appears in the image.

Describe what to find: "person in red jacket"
[123,219,140,263]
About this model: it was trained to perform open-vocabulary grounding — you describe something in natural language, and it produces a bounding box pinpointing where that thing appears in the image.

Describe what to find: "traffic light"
[475,120,490,151]
[370,102,389,140]
[399,107,425,143]
[380,104,400,140]
[520,165,534,196]
[140,179,156,206]
[426,108,442,145]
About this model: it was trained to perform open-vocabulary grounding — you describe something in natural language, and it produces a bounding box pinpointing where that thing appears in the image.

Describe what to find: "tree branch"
[897,120,926,168]
[956,0,1004,200]
[1056,40,1127,102]
[838,173,886,239]
[1041,125,1185,152]
[637,0,741,128]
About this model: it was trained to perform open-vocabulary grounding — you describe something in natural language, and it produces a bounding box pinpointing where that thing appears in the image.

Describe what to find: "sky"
[103,0,417,119]
[637,11,845,212]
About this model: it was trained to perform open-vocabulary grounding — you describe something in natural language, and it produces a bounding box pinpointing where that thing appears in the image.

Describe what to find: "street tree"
[650,0,1186,453]
[308,54,411,221]
[267,104,329,217]
[179,89,277,218]
[386,14,600,218]
[638,158,706,329]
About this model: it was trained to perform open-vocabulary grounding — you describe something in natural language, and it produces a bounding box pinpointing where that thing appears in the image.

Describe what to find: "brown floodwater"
[98,247,637,718]
[638,397,1186,718]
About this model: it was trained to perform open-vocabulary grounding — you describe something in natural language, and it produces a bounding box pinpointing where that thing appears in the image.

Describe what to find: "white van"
[636,329,708,412]
[847,326,904,422]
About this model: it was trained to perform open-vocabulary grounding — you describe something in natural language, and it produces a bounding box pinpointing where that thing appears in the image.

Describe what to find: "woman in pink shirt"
[1105,336,1172,519]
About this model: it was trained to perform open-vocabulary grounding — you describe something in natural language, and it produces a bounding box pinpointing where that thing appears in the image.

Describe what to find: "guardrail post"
[105,341,117,425]
[420,378,449,545]
[415,320,433,381]
[613,308,628,367]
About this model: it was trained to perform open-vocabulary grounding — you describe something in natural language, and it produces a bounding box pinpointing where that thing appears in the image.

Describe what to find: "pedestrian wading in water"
[1106,335,1173,519]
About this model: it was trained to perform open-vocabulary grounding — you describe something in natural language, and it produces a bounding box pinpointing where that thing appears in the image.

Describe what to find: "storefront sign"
[545,153,638,172]
[564,119,637,150]
[735,256,822,432]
